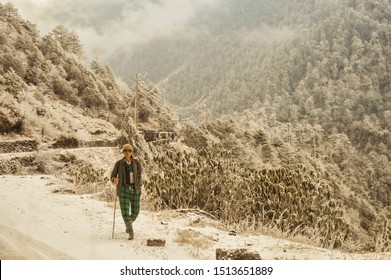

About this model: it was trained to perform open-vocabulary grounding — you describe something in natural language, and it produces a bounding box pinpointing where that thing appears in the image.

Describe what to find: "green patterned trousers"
[119,185,141,223]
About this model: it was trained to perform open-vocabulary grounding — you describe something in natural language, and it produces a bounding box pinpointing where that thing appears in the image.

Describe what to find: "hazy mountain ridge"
[111,0,391,134]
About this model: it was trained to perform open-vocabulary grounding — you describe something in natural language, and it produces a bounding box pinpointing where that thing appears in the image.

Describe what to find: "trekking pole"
[112,175,118,239]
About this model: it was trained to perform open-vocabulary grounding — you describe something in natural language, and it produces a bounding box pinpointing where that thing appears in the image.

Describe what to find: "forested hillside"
[0,2,175,143]
[113,0,391,121]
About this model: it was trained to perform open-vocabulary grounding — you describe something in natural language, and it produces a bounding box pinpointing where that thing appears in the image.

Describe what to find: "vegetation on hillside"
[142,117,390,252]
[0,2,175,142]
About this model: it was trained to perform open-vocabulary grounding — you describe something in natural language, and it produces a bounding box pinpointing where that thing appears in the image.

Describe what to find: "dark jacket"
[111,157,142,194]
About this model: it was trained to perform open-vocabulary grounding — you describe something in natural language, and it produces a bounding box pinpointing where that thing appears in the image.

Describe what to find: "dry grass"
[175,229,215,250]
[65,160,109,195]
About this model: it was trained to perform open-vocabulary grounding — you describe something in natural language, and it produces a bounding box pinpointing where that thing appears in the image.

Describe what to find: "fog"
[9,0,221,59]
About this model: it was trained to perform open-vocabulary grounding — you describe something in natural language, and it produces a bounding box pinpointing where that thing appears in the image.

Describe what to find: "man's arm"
[136,159,142,184]
[110,160,120,184]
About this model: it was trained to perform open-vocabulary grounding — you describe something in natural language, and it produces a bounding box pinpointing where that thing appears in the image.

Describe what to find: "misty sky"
[8,0,221,60]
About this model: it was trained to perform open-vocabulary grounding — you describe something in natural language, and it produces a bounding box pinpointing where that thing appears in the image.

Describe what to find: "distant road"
[0,224,73,260]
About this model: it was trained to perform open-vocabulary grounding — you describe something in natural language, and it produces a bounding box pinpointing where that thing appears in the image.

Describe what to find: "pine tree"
[49,25,84,59]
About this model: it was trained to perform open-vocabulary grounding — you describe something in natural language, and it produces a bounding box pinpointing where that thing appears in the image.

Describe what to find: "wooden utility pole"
[134,73,141,127]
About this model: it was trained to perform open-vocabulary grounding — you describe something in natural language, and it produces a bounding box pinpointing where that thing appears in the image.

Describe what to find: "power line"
[136,75,209,117]
[140,88,208,112]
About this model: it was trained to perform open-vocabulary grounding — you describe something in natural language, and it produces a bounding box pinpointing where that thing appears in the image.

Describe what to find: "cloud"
[8,0,221,59]
[238,25,297,45]
[9,0,58,33]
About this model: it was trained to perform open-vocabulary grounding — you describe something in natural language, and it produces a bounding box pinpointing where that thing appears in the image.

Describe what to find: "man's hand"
[114,177,119,186]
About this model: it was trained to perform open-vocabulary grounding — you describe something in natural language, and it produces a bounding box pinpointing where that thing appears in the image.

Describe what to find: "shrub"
[65,161,108,194]
[145,147,353,250]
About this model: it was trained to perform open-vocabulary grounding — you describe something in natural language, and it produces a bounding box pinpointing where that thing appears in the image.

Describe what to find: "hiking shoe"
[125,221,134,240]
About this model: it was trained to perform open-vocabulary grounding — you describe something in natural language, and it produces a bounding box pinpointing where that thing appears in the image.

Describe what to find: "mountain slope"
[0,2,176,144]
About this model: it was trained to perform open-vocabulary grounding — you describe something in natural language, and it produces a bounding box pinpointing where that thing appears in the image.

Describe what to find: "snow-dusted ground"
[1,175,391,260]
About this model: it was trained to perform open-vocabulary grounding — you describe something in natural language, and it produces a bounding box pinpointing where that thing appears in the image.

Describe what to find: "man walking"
[111,144,142,240]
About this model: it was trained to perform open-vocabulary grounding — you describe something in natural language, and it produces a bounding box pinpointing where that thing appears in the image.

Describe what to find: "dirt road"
[0,224,72,259]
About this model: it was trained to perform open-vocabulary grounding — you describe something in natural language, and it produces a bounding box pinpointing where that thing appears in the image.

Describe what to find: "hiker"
[111,143,142,240]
